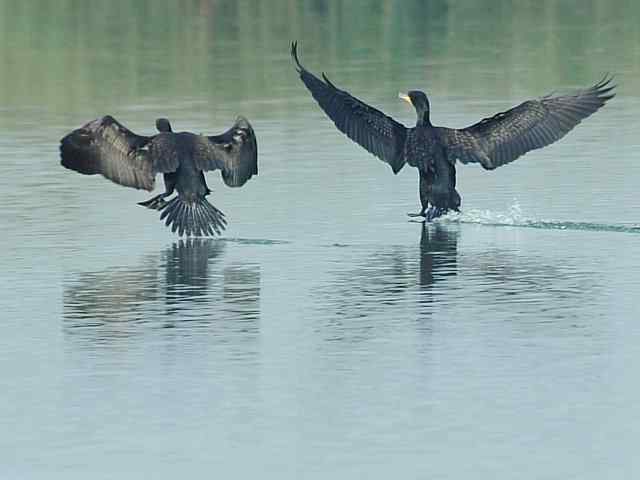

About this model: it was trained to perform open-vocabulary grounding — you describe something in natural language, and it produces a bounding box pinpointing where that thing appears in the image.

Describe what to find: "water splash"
[439,202,640,234]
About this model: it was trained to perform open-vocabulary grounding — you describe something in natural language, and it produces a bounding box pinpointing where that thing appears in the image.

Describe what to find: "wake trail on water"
[435,203,640,234]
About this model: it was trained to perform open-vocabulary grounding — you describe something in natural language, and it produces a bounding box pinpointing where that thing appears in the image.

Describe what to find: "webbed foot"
[425,206,448,222]
[138,194,169,210]
[407,209,426,218]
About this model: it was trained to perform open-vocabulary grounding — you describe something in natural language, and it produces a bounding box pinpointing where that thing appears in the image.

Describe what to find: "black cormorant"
[60,115,257,236]
[291,42,615,221]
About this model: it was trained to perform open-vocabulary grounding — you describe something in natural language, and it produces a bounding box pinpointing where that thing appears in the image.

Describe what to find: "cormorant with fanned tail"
[291,41,615,221]
[60,116,257,236]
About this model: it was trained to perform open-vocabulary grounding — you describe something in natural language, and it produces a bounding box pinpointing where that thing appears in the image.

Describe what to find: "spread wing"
[437,76,615,170]
[60,115,179,191]
[291,41,408,174]
[193,116,258,187]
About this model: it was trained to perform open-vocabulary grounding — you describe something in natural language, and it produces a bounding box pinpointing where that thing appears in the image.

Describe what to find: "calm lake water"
[1,1,639,478]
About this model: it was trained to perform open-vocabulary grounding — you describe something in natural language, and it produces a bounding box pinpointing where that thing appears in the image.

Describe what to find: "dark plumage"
[291,41,615,220]
[60,115,257,236]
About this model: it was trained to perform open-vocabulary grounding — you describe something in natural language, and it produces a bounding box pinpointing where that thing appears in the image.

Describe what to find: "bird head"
[399,90,430,112]
[155,118,173,133]
[399,90,430,124]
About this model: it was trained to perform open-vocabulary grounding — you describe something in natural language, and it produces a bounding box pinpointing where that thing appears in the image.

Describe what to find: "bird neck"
[416,110,432,127]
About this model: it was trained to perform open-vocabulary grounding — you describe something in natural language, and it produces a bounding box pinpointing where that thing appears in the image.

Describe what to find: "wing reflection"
[63,238,260,341]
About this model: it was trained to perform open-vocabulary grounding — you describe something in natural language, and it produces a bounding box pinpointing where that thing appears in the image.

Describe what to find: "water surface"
[1,1,639,478]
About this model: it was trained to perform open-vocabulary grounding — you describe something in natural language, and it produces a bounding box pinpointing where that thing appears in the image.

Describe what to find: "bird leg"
[139,173,176,210]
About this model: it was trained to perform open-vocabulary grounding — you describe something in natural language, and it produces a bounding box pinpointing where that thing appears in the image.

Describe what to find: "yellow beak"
[398,93,412,105]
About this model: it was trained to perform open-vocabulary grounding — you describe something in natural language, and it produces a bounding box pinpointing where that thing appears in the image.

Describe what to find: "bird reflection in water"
[320,224,459,339]
[418,223,458,290]
[63,238,260,341]
[163,239,223,314]
[320,224,601,345]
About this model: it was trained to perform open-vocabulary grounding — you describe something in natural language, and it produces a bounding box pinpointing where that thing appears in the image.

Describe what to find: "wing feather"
[438,76,615,170]
[291,42,408,174]
[59,115,179,191]
[193,116,258,187]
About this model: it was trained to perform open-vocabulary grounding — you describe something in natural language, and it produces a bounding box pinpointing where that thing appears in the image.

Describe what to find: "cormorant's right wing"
[60,115,179,191]
[437,77,615,170]
[291,42,408,174]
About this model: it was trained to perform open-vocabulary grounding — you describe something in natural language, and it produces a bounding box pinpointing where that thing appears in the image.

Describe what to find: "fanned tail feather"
[159,196,227,237]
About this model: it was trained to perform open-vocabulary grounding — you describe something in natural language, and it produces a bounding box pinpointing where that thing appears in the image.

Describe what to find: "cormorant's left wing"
[437,76,615,170]
[194,116,258,187]
[291,42,408,174]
